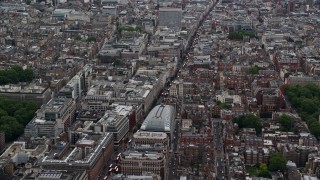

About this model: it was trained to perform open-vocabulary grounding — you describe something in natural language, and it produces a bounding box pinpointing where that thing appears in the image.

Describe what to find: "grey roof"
[140,105,175,132]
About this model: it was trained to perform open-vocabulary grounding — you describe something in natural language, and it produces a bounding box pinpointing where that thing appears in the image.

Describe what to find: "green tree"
[74,35,82,40]
[309,121,320,137]
[217,101,231,109]
[285,84,320,138]
[112,60,123,66]
[25,101,38,112]
[0,99,38,142]
[259,163,268,171]
[0,66,33,85]
[268,153,286,172]
[22,68,34,82]
[0,116,23,140]
[233,114,263,134]
[2,101,22,116]
[0,108,8,117]
[228,29,258,40]
[278,114,293,131]
[14,108,30,125]
[86,36,96,42]
[0,124,13,141]
[6,69,19,83]
[257,163,271,178]
[248,66,259,74]
[0,116,16,124]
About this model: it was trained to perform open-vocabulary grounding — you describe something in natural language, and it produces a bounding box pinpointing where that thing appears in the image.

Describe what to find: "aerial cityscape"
[0,0,320,179]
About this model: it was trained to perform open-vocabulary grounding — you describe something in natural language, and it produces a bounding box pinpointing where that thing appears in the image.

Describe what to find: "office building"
[0,81,51,106]
[40,133,114,180]
[112,173,161,180]
[25,98,76,138]
[158,8,182,30]
[119,150,167,180]
[91,105,132,148]
[133,131,169,147]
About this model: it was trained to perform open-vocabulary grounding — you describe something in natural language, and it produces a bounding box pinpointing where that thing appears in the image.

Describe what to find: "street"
[213,120,226,179]
[169,118,180,179]
[165,0,220,179]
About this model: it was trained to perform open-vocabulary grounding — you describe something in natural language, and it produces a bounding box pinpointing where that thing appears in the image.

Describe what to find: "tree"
[0,124,13,141]
[278,114,293,131]
[112,60,123,66]
[228,29,258,40]
[248,65,263,74]
[217,101,231,109]
[74,35,82,40]
[0,109,8,117]
[86,36,96,42]
[0,116,23,140]
[14,108,30,125]
[259,163,268,171]
[257,163,271,178]
[233,114,263,134]
[309,121,320,138]
[0,66,33,85]
[285,84,320,138]
[268,153,286,172]
[25,101,38,111]
[0,99,38,142]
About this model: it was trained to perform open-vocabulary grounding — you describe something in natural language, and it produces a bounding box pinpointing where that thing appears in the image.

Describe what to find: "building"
[0,81,51,106]
[0,141,47,166]
[216,91,242,105]
[40,133,114,180]
[101,0,118,15]
[58,64,93,100]
[287,161,301,180]
[52,9,74,21]
[287,0,296,13]
[24,98,76,139]
[133,131,169,147]
[244,147,270,165]
[158,8,182,30]
[35,170,87,180]
[169,81,195,97]
[140,105,175,140]
[119,150,167,180]
[306,156,320,178]
[112,173,161,180]
[92,106,130,148]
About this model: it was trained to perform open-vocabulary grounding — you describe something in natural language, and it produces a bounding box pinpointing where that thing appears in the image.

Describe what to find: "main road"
[213,120,226,179]
[168,0,220,179]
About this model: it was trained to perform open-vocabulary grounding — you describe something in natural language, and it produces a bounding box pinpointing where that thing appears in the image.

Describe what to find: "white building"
[92,105,131,147]
[216,91,242,105]
[25,98,76,138]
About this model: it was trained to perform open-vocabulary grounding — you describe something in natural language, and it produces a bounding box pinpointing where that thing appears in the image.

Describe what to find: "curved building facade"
[140,105,175,138]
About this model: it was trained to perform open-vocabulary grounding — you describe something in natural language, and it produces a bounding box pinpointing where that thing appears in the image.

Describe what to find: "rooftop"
[140,105,175,132]
[41,133,113,166]
[133,131,168,139]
